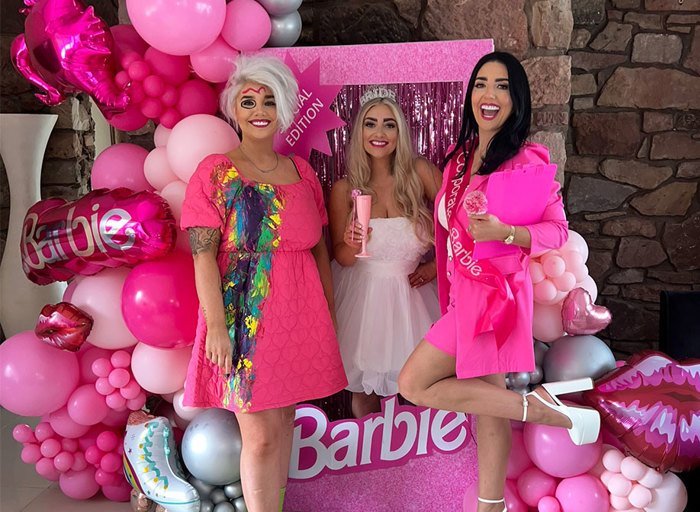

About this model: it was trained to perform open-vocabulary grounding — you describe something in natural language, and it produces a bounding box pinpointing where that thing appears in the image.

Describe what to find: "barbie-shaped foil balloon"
[35,302,92,351]
[10,0,129,118]
[124,411,200,512]
[21,188,176,285]
[583,351,700,472]
[561,287,611,335]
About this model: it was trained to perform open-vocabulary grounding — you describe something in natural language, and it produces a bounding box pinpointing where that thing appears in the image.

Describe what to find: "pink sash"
[444,150,517,349]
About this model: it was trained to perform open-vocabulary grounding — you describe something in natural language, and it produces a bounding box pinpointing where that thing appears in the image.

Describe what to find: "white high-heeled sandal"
[478,496,506,512]
[522,378,601,446]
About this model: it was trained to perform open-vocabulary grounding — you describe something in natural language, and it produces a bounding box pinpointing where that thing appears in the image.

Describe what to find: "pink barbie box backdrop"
[264,40,494,511]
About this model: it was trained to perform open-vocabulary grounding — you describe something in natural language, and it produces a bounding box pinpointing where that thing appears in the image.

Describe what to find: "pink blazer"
[435,143,568,314]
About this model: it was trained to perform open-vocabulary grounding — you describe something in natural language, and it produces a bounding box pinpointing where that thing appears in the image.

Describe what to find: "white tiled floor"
[0,408,131,512]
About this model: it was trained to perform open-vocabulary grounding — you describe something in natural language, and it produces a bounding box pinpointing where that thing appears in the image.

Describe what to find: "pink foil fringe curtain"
[308,81,465,198]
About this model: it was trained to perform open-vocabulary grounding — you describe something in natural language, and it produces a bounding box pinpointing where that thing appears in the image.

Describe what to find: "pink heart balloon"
[561,287,611,335]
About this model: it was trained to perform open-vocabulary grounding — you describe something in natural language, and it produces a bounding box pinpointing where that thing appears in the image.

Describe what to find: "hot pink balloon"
[561,287,611,335]
[145,146,179,191]
[92,143,152,192]
[11,0,129,118]
[167,114,240,183]
[140,97,164,119]
[101,479,133,501]
[176,79,218,118]
[144,47,191,86]
[122,251,198,348]
[221,0,272,52]
[131,343,192,394]
[21,188,176,285]
[517,467,557,508]
[59,467,100,500]
[67,384,109,425]
[555,474,608,512]
[537,496,561,512]
[191,37,239,83]
[126,0,226,56]
[22,444,42,464]
[109,102,149,131]
[48,406,91,439]
[36,457,61,481]
[128,60,151,82]
[13,424,37,444]
[0,330,79,416]
[77,345,112,383]
[143,74,166,97]
[506,429,533,479]
[111,24,149,62]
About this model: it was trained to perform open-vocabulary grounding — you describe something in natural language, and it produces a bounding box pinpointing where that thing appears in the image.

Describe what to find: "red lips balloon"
[583,351,700,472]
[35,302,93,351]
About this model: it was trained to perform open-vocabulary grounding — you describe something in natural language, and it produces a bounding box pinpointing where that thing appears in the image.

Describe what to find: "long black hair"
[444,52,532,177]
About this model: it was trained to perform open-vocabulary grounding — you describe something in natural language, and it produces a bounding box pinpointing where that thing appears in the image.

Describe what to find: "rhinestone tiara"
[359,86,396,107]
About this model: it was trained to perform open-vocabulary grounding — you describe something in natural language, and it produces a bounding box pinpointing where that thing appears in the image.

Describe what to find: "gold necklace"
[239,145,279,174]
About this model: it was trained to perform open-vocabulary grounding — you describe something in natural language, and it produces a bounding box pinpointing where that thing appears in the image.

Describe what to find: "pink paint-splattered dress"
[180,154,347,413]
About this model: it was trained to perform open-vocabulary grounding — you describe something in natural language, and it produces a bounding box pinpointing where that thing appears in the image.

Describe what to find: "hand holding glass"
[354,194,372,258]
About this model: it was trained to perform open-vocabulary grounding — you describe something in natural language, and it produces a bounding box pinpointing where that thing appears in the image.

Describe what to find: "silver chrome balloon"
[534,340,549,365]
[210,488,228,505]
[199,500,215,512]
[542,335,616,382]
[181,408,243,486]
[529,365,543,384]
[267,11,302,47]
[224,481,244,500]
[214,502,236,512]
[233,496,249,512]
[258,0,302,16]
[510,371,531,389]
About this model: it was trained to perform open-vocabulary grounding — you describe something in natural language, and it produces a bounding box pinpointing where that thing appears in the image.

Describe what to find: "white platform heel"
[523,378,601,446]
[478,496,506,512]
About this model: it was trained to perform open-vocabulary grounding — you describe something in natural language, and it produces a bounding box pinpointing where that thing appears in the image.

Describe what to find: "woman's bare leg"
[351,391,381,418]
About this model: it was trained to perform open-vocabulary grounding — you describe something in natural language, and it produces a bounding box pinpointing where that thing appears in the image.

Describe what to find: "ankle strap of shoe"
[478,497,505,504]
[521,394,529,422]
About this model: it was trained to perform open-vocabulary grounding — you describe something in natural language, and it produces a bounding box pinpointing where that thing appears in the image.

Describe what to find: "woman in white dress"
[329,88,443,418]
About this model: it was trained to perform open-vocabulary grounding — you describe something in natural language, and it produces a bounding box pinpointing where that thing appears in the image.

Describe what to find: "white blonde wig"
[219,54,299,132]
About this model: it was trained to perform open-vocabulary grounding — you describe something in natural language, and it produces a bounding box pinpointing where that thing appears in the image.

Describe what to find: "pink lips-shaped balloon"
[35,302,93,351]
[561,287,612,335]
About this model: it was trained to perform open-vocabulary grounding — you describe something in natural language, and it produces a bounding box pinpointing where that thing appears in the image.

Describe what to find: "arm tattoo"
[188,227,221,256]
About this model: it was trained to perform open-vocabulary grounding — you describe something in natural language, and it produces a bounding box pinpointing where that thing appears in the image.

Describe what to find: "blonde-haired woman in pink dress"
[181,55,346,512]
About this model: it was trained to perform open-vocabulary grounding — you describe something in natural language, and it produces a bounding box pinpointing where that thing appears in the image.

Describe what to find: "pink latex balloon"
[48,407,90,439]
[534,280,557,303]
[120,379,142,400]
[523,421,602,478]
[629,484,653,508]
[532,302,565,342]
[154,124,172,147]
[162,85,179,107]
[542,254,566,278]
[191,37,239,83]
[122,251,198,348]
[100,452,122,473]
[11,0,129,118]
[620,456,648,481]
[36,457,61,481]
[96,431,119,452]
[578,275,598,302]
[109,102,149,131]
[59,467,100,500]
[92,143,151,192]
[561,230,589,262]
[66,384,109,425]
[503,480,528,512]
[552,271,576,293]
[160,180,188,224]
[126,0,226,56]
[40,438,62,458]
[13,424,37,444]
[131,343,192,394]
[608,473,632,496]
[54,451,75,472]
[517,467,557,507]
[602,446,625,472]
[140,97,163,118]
[143,47,191,86]
[555,474,608,512]
[529,261,545,284]
[34,422,55,442]
[77,346,111,383]
[62,277,80,302]
[22,444,42,464]
[121,52,142,71]
[101,478,133,502]
[143,74,166,97]
[106,391,127,410]
[537,496,561,512]
[71,268,139,350]
[167,114,240,182]
[84,445,103,465]
[109,368,131,388]
[176,79,218,117]
[111,24,149,62]
[160,108,183,129]
[173,388,206,424]
[0,331,79,417]
[128,60,151,82]
[95,377,116,396]
[101,408,131,428]
[221,0,272,52]
[111,350,132,368]
[71,451,88,471]
[561,288,612,336]
[507,429,533,479]
[646,472,687,512]
[92,358,113,378]
[144,146,179,191]
[127,80,146,104]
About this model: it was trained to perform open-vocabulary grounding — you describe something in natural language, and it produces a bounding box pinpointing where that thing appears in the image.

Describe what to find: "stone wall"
[567,0,699,357]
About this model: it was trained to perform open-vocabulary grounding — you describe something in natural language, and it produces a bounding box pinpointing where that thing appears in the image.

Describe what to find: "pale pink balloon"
[126,0,226,56]
[629,484,653,508]
[579,275,598,302]
[561,230,589,262]
[537,496,561,512]
[66,384,109,425]
[638,468,663,489]
[0,331,79,417]
[160,180,188,224]
[529,261,545,284]
[131,343,192,394]
[555,474,608,512]
[602,446,624,472]
[506,429,533,479]
[145,146,179,191]
[167,114,239,183]
[534,279,557,303]
[176,79,218,117]
[59,467,100,500]
[532,302,565,342]
[71,268,138,350]
[222,0,272,51]
[608,473,632,496]
[553,272,576,293]
[517,467,557,507]
[561,250,584,274]
[620,456,648,480]
[609,494,632,510]
[191,37,239,83]
[173,388,206,424]
[645,472,687,512]
[154,124,172,147]
[109,368,131,388]
[48,407,90,439]
[144,47,191,85]
[542,254,566,278]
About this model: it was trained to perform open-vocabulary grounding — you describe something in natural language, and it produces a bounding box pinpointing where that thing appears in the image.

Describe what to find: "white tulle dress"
[332,217,441,396]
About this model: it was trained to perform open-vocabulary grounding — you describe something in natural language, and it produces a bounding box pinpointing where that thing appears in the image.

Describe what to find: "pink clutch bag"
[472,163,557,260]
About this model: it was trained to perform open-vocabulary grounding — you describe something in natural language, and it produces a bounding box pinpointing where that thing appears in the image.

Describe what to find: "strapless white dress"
[332,217,441,396]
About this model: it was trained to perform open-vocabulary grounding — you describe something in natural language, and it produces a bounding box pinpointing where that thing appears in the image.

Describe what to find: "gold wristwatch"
[503,225,515,245]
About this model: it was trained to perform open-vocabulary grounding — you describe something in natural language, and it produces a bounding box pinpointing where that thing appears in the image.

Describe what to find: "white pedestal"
[0,113,66,338]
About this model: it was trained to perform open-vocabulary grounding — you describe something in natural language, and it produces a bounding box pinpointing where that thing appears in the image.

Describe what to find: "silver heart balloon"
[267,11,302,47]
[258,0,302,16]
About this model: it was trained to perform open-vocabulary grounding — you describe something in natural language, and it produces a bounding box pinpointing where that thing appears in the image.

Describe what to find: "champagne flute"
[354,194,372,258]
